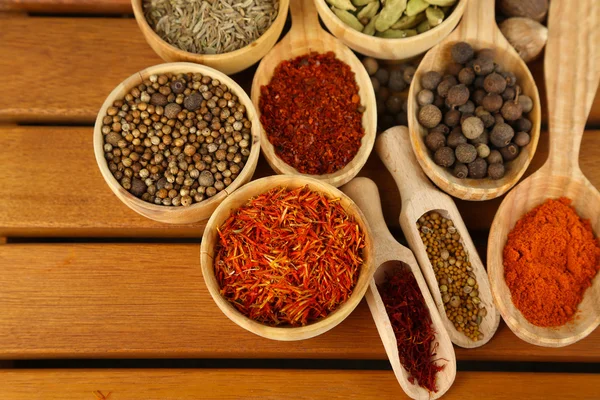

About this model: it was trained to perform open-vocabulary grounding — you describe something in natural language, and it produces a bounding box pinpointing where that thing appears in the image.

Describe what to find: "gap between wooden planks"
[0,243,598,362]
[1,126,599,237]
[0,369,599,400]
[0,16,600,125]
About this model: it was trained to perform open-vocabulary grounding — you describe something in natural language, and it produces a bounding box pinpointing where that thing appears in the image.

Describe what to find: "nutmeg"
[499,0,548,22]
[500,18,548,63]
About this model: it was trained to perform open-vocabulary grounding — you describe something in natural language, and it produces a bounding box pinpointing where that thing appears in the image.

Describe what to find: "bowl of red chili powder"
[200,175,374,340]
[252,51,377,188]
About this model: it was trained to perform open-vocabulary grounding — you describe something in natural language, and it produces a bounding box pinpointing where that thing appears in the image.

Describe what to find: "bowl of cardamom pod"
[314,0,467,60]
[132,0,290,75]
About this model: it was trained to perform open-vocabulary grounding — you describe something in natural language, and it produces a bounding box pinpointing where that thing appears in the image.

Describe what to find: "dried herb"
[144,0,279,55]
[378,264,444,393]
[259,52,365,175]
[214,186,366,326]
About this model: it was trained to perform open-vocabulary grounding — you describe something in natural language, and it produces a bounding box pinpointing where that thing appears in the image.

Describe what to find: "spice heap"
[417,42,535,180]
[417,212,487,341]
[361,56,415,132]
[214,186,366,326]
[326,0,457,38]
[378,264,444,393]
[144,0,279,55]
[101,72,252,206]
[259,52,366,175]
[504,198,600,327]
[497,0,549,63]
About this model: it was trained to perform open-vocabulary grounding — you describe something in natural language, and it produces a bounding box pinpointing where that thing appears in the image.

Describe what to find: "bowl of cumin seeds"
[133,0,290,75]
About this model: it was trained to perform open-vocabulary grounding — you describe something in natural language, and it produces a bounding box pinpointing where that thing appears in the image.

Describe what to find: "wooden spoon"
[376,126,500,348]
[488,0,600,347]
[342,177,456,399]
[251,0,377,188]
[407,0,542,200]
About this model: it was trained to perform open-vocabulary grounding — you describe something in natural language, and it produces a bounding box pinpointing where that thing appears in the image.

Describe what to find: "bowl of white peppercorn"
[93,62,261,224]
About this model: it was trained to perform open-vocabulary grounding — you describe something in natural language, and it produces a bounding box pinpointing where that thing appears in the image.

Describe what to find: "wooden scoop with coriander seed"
[376,126,500,348]
[488,0,600,347]
[251,0,376,188]
[342,177,456,399]
[407,0,542,200]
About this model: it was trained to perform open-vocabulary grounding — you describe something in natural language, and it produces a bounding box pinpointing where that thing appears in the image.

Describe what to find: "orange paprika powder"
[503,197,600,327]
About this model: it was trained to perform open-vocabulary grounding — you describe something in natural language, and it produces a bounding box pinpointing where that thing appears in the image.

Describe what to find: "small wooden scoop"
[342,177,456,400]
[488,0,600,347]
[376,126,500,348]
[250,0,377,187]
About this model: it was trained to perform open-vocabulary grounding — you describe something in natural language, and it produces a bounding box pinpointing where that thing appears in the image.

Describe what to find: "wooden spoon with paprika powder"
[487,0,600,347]
[250,0,377,188]
[342,177,456,399]
[376,126,500,348]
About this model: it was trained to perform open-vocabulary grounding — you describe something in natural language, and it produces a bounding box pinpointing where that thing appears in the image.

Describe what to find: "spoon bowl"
[407,0,541,201]
[251,0,376,188]
[342,177,456,399]
[377,126,500,348]
[488,0,600,347]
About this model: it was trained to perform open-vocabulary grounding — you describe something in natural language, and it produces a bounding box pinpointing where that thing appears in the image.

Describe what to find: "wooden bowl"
[314,0,467,60]
[200,175,374,341]
[93,62,261,224]
[407,0,541,201]
[131,0,290,75]
[251,0,376,188]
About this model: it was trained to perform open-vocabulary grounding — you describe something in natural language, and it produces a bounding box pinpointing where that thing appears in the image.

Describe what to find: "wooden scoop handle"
[289,0,321,41]
[544,0,600,176]
[453,0,501,43]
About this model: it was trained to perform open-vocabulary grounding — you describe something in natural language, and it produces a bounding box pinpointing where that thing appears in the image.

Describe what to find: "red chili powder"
[259,52,365,175]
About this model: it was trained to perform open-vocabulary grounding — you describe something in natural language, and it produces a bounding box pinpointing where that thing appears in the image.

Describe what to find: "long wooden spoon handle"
[454,0,501,43]
[289,0,320,41]
[545,0,600,176]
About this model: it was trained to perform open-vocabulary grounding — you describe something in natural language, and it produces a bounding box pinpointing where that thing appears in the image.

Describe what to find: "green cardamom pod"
[352,0,377,5]
[424,0,457,6]
[375,0,407,32]
[391,12,426,29]
[376,28,417,38]
[363,13,379,35]
[326,0,357,11]
[417,19,431,33]
[357,1,380,20]
[332,7,365,31]
[406,0,429,17]
[426,6,445,27]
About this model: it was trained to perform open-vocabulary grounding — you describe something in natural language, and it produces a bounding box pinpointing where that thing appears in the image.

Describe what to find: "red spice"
[259,52,365,175]
[378,264,444,393]
[214,186,365,326]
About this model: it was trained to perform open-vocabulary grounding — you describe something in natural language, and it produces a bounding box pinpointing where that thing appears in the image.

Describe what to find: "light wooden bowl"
[314,0,467,60]
[488,0,600,347]
[343,177,456,399]
[200,175,374,341]
[377,126,500,348]
[131,0,290,75]
[251,0,376,188]
[407,0,541,201]
[93,62,261,224]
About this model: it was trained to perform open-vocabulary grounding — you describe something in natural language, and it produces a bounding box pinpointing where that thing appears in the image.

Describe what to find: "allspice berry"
[482,93,503,113]
[150,93,168,106]
[421,71,442,90]
[418,89,435,106]
[514,131,531,147]
[170,79,185,94]
[434,147,456,167]
[469,129,489,146]
[483,73,507,94]
[487,163,506,179]
[473,57,495,75]
[490,123,515,147]
[447,129,468,148]
[476,143,491,158]
[451,42,475,64]
[184,92,202,111]
[453,163,469,179]
[437,76,458,98]
[431,124,450,136]
[447,84,470,106]
[130,178,146,197]
[499,143,520,161]
[501,101,523,121]
[455,143,478,164]
[514,117,532,132]
[444,109,461,127]
[458,67,476,85]
[487,150,504,164]
[462,116,484,139]
[418,104,443,128]
[165,103,182,119]
[362,57,379,76]
[468,157,488,178]
[425,131,447,152]
[518,95,533,113]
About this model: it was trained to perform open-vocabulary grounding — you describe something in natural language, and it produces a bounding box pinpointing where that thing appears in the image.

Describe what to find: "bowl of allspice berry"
[93,62,261,224]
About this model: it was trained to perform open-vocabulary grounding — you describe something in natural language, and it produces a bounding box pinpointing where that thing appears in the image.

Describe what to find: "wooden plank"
[1,369,598,400]
[1,16,600,125]
[1,243,598,362]
[0,0,131,14]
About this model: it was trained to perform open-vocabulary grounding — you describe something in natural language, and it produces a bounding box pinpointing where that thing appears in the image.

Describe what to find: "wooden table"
[0,2,599,399]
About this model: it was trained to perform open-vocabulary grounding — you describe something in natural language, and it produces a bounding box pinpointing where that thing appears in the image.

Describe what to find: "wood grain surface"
[0,0,131,13]
[1,16,599,125]
[0,243,598,362]
[0,369,599,400]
